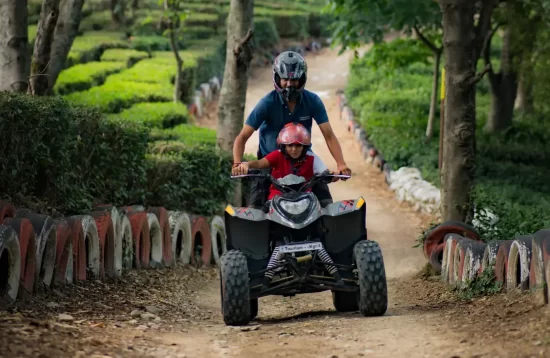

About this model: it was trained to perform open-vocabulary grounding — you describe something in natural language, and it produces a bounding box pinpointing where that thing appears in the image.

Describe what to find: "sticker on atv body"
[278,242,323,253]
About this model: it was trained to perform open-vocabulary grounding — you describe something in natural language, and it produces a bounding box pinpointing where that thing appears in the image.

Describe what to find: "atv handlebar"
[231,170,351,194]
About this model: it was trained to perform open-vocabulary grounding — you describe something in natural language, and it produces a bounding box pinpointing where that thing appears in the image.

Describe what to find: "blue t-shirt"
[245,90,329,157]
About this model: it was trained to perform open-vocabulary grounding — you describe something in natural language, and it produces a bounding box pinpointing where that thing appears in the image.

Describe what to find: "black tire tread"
[332,291,358,312]
[354,240,388,316]
[220,250,251,326]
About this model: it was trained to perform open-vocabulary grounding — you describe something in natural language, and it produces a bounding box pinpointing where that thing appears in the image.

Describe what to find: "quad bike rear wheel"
[332,291,358,312]
[220,250,251,325]
[354,240,388,316]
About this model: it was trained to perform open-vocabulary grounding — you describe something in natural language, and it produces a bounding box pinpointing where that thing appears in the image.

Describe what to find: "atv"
[220,170,388,326]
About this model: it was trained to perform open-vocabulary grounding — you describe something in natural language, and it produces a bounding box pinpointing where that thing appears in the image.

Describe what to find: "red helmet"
[276,122,311,146]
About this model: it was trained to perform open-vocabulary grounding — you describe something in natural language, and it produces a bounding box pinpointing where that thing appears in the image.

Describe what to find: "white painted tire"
[147,213,163,268]
[506,237,532,291]
[73,215,100,278]
[119,214,133,271]
[0,225,21,301]
[210,216,227,266]
[168,211,192,264]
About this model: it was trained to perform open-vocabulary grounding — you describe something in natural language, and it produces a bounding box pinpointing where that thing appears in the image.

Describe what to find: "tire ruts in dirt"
[451,238,480,287]
[190,215,212,267]
[127,212,151,269]
[3,218,36,298]
[0,225,21,301]
[90,211,117,278]
[530,229,550,304]
[441,233,465,283]
[146,213,163,268]
[422,220,481,262]
[147,207,173,267]
[0,201,16,224]
[69,215,100,279]
[53,219,73,285]
[506,235,533,291]
[168,211,193,264]
[494,240,515,285]
[210,216,227,266]
[16,213,57,290]
[461,241,487,284]
[65,217,87,281]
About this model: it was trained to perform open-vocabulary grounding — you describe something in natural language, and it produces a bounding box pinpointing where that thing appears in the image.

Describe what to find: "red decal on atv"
[338,200,354,212]
[236,208,254,218]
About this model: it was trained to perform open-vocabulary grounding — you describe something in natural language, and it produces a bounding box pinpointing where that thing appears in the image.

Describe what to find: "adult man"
[232,51,351,208]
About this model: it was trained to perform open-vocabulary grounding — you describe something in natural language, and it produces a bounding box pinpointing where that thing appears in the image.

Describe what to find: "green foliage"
[253,18,280,50]
[55,61,127,95]
[0,93,148,214]
[80,10,114,32]
[129,35,172,52]
[100,48,150,66]
[363,39,432,71]
[348,38,550,239]
[67,32,129,67]
[146,145,234,216]
[452,266,503,300]
[108,102,190,128]
[65,77,172,113]
[150,124,217,146]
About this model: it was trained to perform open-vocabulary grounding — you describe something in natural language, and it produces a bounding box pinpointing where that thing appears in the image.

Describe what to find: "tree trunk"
[47,0,85,94]
[0,0,30,92]
[426,50,441,139]
[163,0,183,103]
[515,70,533,112]
[485,27,517,133]
[439,0,483,223]
[216,0,254,206]
[111,0,125,27]
[29,0,61,96]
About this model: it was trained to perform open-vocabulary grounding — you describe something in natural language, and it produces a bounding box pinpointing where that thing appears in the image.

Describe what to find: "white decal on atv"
[278,242,323,253]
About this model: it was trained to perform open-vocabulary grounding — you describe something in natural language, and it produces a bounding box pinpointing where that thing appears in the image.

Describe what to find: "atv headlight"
[279,198,310,215]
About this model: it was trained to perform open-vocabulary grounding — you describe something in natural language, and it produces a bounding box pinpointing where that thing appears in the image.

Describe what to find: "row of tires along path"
[336,90,550,303]
[0,202,227,302]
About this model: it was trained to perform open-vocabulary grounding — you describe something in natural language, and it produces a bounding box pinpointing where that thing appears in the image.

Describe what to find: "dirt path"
[2,47,549,358]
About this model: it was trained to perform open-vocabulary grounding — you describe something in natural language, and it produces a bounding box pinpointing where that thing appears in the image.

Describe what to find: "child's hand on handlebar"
[232,162,249,176]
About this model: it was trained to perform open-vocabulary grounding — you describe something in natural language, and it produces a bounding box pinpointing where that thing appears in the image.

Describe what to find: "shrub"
[55,61,127,95]
[108,102,190,128]
[0,93,148,214]
[150,124,217,146]
[129,35,172,52]
[255,9,309,38]
[145,146,233,216]
[67,31,129,67]
[184,13,220,27]
[65,77,172,113]
[79,10,113,32]
[100,48,150,66]
[254,18,280,49]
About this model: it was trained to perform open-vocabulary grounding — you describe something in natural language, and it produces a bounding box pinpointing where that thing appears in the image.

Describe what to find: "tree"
[47,0,85,94]
[327,0,443,139]
[29,0,61,96]
[216,0,254,206]
[439,0,495,222]
[0,0,30,92]
[161,0,186,103]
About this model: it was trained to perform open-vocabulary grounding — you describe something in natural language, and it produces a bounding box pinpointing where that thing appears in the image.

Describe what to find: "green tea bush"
[0,93,148,214]
[108,102,190,128]
[255,9,309,38]
[254,18,280,49]
[79,10,113,32]
[129,35,172,52]
[55,61,127,95]
[145,146,233,216]
[100,48,150,67]
[65,77,172,113]
[150,124,217,146]
[348,37,550,239]
[67,31,129,67]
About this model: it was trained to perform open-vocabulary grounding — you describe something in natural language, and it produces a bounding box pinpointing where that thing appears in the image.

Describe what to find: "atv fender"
[321,197,367,263]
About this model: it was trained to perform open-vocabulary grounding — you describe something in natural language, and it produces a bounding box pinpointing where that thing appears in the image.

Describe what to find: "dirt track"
[2,47,550,358]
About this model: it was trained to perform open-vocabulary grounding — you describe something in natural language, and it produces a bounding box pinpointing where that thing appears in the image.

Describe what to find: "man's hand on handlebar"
[337,163,352,178]
[232,162,249,176]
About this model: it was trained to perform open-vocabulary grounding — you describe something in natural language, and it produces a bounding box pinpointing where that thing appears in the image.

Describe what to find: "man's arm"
[233,124,255,164]
[318,122,351,175]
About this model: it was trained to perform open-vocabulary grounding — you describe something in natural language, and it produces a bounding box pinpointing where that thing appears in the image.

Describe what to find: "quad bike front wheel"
[220,250,251,326]
[354,240,388,316]
[332,291,358,312]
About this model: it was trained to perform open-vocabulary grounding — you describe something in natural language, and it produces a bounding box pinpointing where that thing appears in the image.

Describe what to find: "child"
[232,122,345,288]
[232,122,327,200]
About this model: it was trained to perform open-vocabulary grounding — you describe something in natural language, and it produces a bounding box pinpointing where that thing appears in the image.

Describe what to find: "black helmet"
[272,51,307,102]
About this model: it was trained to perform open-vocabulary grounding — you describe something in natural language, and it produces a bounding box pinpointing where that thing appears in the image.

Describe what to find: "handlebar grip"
[248,169,262,175]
